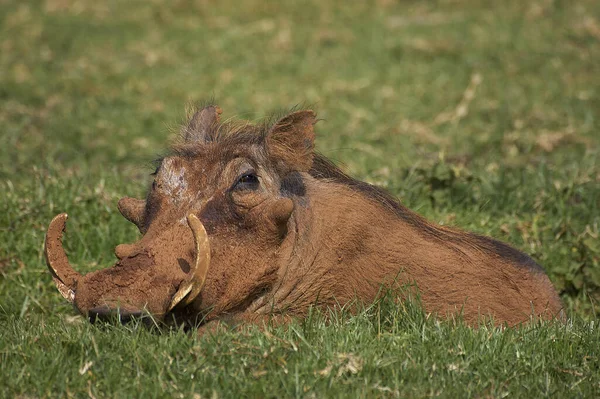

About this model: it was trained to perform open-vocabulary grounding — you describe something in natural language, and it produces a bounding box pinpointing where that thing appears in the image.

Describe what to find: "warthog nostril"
[88,305,145,324]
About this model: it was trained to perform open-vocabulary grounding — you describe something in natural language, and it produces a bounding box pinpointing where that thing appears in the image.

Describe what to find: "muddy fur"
[45,105,564,328]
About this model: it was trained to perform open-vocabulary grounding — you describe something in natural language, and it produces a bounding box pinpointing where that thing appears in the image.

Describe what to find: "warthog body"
[45,106,563,329]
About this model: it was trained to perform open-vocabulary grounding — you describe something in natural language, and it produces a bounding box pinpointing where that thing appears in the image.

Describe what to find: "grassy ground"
[1,0,599,397]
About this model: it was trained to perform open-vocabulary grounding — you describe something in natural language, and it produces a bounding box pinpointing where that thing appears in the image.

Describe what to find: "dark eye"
[235,171,259,190]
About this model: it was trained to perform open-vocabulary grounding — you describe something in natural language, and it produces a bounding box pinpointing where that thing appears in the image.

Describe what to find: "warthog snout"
[44,213,211,322]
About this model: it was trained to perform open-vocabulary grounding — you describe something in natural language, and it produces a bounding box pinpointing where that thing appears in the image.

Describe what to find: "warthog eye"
[234,171,259,190]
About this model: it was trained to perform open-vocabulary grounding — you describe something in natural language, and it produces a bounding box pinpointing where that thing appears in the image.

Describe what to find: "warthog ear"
[184,105,223,142]
[267,110,316,173]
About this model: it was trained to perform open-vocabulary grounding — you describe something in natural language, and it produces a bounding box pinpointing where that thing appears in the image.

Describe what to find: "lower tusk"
[167,214,211,312]
[44,213,81,303]
[53,278,76,303]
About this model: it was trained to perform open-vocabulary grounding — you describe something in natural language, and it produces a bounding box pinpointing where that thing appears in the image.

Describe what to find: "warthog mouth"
[87,305,145,324]
[44,213,211,321]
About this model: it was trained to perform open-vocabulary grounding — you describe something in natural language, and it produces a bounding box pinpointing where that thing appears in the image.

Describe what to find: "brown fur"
[47,105,564,328]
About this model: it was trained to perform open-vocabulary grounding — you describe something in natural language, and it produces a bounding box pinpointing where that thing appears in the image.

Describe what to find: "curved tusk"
[167,214,211,312]
[44,213,81,303]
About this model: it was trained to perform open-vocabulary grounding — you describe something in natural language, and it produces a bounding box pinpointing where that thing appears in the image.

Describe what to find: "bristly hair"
[309,153,543,272]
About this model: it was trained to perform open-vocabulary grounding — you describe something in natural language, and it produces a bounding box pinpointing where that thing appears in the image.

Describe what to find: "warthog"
[45,106,563,329]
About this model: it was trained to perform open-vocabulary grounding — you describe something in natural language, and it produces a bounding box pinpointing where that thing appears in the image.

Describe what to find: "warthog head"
[45,106,310,323]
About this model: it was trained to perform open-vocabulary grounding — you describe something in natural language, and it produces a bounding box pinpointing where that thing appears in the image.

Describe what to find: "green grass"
[1,0,599,397]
